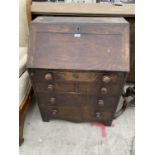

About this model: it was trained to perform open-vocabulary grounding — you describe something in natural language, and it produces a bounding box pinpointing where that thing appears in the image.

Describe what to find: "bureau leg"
[103,121,112,126]
[41,116,50,122]
[39,110,50,122]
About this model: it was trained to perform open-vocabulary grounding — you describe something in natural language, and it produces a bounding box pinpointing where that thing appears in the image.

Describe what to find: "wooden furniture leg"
[19,87,33,146]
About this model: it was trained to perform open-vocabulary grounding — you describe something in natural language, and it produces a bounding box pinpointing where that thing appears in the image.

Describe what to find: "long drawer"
[30,70,124,84]
[36,92,119,111]
[33,81,122,96]
[39,105,114,124]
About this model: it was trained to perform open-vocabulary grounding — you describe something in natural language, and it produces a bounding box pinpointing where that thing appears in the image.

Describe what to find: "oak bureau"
[27,17,129,126]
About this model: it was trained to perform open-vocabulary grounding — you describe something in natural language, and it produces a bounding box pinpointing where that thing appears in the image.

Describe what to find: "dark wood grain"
[27,17,129,126]
[30,3,135,82]
[27,17,129,72]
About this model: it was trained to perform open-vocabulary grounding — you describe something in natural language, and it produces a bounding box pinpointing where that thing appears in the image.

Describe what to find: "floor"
[19,97,135,155]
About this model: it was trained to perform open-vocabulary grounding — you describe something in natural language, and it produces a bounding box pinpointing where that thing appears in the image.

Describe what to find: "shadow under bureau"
[27,17,129,126]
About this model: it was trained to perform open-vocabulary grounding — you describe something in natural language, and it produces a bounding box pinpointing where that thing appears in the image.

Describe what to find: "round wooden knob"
[101,87,108,95]
[98,100,104,106]
[45,73,52,81]
[95,112,101,118]
[49,97,56,104]
[48,84,54,90]
[102,76,111,83]
[52,110,57,115]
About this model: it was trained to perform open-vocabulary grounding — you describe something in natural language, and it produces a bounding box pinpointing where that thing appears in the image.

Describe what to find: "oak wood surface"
[31,2,135,82]
[30,2,135,82]
[27,17,129,72]
[28,16,129,126]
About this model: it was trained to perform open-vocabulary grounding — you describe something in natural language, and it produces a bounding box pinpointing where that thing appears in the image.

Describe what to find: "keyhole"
[76,26,80,33]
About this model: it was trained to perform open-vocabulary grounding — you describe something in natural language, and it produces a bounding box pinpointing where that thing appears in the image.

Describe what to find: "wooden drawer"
[42,105,113,124]
[37,92,118,110]
[29,69,124,84]
[34,82,122,97]
[34,80,122,97]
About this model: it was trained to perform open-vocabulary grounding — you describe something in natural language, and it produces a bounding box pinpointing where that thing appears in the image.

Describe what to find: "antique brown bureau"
[27,17,129,126]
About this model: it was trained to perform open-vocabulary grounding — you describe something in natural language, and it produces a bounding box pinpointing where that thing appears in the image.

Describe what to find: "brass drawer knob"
[98,100,104,106]
[95,112,101,118]
[49,97,56,104]
[48,84,54,90]
[101,87,108,95]
[51,110,57,115]
[102,76,111,83]
[45,73,52,81]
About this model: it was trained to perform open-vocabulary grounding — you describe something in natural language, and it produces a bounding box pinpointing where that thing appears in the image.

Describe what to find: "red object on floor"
[91,123,115,137]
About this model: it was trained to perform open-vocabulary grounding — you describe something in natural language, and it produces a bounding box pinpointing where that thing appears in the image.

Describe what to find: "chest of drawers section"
[29,69,126,125]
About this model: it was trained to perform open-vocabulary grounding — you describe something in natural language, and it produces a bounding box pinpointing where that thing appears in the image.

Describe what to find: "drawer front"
[33,81,122,96]
[29,70,124,84]
[37,92,118,110]
[43,106,113,123]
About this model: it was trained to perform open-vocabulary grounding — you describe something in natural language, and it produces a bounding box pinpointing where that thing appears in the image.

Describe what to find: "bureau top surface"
[27,17,129,72]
